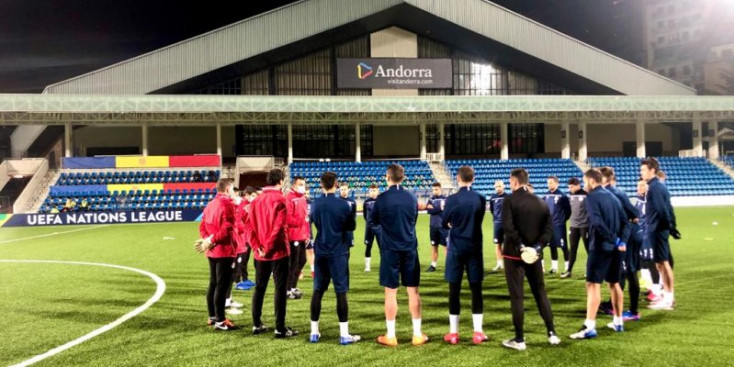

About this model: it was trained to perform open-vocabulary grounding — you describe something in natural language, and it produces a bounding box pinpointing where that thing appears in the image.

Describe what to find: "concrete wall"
[0,161,8,192]
[72,126,236,158]
[373,126,420,156]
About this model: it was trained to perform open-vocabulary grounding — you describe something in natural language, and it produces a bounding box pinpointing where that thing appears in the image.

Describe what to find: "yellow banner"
[116,156,170,168]
[106,184,165,193]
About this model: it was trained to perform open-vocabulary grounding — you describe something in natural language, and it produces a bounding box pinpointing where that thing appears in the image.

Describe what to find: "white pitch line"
[1,260,166,367]
[0,225,109,245]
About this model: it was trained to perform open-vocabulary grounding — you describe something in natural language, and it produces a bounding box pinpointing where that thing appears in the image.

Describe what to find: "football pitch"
[1,207,734,367]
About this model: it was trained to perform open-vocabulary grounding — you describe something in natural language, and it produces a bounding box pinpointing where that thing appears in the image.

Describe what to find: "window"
[508,124,545,155]
[194,79,242,95]
[683,65,691,75]
[445,124,502,156]
[668,67,677,78]
[723,49,734,59]
[658,69,666,76]
[682,31,689,41]
[657,36,665,44]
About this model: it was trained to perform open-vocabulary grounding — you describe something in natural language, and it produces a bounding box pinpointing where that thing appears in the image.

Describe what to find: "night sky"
[0,0,641,93]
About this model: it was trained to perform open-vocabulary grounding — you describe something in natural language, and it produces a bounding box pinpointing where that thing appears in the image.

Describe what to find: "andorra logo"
[357,62,373,79]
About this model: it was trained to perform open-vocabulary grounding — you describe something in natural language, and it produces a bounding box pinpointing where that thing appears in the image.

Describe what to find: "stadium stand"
[289,160,435,197]
[588,156,734,197]
[722,155,734,170]
[38,155,221,213]
[444,158,582,197]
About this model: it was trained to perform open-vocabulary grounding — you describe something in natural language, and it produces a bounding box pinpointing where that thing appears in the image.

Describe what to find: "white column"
[438,122,445,159]
[215,122,222,157]
[355,123,362,163]
[636,121,646,158]
[419,123,427,160]
[141,122,149,156]
[64,122,72,158]
[500,122,509,160]
[287,122,293,164]
[709,121,720,159]
[578,122,588,162]
[561,122,570,159]
[692,119,703,157]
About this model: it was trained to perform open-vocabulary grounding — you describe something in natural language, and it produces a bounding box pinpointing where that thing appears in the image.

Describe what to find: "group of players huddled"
[194,157,678,350]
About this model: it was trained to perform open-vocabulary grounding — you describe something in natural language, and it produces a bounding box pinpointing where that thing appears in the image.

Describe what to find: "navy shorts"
[444,250,484,284]
[550,224,567,248]
[314,254,349,294]
[493,224,504,245]
[587,249,622,284]
[651,230,671,263]
[640,234,654,262]
[430,227,448,246]
[380,249,420,289]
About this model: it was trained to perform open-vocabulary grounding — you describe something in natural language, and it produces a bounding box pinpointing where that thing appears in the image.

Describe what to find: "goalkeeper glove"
[194,236,214,253]
[670,228,681,240]
[520,244,541,264]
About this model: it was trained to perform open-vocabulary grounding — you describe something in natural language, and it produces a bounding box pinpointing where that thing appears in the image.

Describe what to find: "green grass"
[1,208,734,366]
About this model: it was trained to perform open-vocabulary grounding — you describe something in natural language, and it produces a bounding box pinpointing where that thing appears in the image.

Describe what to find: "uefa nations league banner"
[0,209,203,227]
[337,58,452,89]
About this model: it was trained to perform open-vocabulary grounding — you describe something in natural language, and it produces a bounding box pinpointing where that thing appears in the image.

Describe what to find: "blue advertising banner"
[1,209,203,227]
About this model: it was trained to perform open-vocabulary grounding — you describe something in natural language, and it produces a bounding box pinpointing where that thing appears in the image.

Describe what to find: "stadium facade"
[5,0,734,164]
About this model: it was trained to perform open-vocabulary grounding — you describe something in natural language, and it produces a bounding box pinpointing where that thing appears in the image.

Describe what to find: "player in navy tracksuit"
[543,176,571,275]
[308,171,360,345]
[441,166,488,345]
[426,182,448,272]
[372,164,427,347]
[599,167,641,320]
[489,180,509,272]
[570,169,630,340]
[339,183,357,249]
[363,184,380,272]
[642,158,680,310]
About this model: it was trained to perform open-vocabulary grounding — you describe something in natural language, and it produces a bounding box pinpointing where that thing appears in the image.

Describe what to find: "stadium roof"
[42,0,694,96]
[1,94,732,126]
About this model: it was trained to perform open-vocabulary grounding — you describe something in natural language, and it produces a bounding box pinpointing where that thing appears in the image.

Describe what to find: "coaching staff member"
[247,169,298,338]
[501,168,560,351]
[195,178,238,331]
[372,164,427,347]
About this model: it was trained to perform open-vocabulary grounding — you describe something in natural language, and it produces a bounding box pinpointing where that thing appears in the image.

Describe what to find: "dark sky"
[0,0,641,93]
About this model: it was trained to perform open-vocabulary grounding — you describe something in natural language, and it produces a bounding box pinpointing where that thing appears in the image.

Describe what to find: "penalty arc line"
[0,260,166,367]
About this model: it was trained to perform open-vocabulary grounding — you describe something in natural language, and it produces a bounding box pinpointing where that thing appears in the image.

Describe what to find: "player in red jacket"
[195,178,238,331]
[246,169,298,338]
[286,176,310,300]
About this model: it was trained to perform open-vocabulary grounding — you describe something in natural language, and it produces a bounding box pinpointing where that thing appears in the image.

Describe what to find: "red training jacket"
[246,187,290,261]
[233,199,251,254]
[285,189,310,242]
[199,193,237,258]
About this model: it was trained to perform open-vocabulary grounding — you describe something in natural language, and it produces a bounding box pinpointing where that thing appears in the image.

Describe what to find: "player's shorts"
[444,250,485,284]
[305,240,314,250]
[314,254,349,293]
[587,249,622,284]
[379,249,420,289]
[550,224,568,248]
[639,234,654,262]
[493,224,504,245]
[651,230,671,262]
[430,227,448,246]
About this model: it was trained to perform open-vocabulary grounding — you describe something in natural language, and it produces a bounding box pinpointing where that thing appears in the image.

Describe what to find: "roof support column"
[439,122,445,160]
[216,122,222,158]
[64,122,73,158]
[355,123,362,163]
[636,120,646,158]
[500,122,509,160]
[708,121,720,159]
[287,122,293,164]
[692,118,703,157]
[141,122,149,157]
[561,122,570,159]
[578,122,588,162]
[419,123,427,161]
